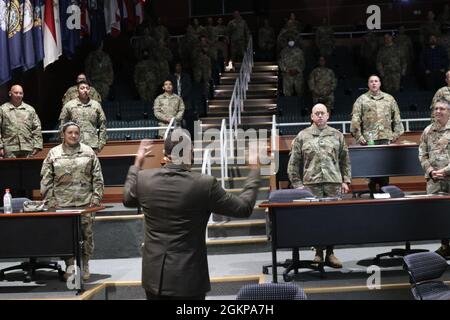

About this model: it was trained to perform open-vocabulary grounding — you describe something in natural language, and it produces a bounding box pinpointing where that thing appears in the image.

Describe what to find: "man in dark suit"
[123,129,260,300]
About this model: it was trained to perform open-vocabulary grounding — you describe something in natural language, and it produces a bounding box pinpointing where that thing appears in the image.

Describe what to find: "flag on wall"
[104,0,121,36]
[0,0,11,84]
[43,0,62,68]
[22,0,37,70]
[60,0,80,57]
[32,0,44,65]
[7,0,24,70]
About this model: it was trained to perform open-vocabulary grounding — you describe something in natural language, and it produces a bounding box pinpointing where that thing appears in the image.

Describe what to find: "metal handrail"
[220,119,228,187]
[274,117,431,134]
[201,148,212,176]
[227,37,254,159]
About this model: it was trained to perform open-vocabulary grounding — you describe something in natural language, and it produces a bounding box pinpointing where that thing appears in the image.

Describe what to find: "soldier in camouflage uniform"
[154,39,173,87]
[215,17,229,67]
[360,31,380,76]
[179,25,200,71]
[192,18,207,39]
[308,56,337,112]
[277,20,302,55]
[40,122,104,281]
[315,17,335,59]
[85,43,114,101]
[0,85,42,159]
[419,99,450,257]
[153,80,185,138]
[288,103,351,268]
[430,70,450,122]
[206,17,217,43]
[153,17,170,44]
[192,38,212,98]
[130,26,157,61]
[395,26,414,73]
[279,40,305,96]
[376,33,406,94]
[258,19,275,61]
[134,51,159,102]
[350,75,404,195]
[59,81,107,153]
[227,11,250,62]
[62,73,102,107]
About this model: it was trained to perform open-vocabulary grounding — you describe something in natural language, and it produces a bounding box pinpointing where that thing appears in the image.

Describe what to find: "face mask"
[288,41,295,47]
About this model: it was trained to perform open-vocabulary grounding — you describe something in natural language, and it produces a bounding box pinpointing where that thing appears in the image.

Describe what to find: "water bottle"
[367,131,375,146]
[3,189,12,214]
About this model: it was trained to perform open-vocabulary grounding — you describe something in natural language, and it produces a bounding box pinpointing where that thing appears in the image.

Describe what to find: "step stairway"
[195,61,279,254]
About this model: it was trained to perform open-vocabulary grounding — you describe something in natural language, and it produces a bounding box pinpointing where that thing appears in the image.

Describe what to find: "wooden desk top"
[259,195,450,208]
[0,206,105,218]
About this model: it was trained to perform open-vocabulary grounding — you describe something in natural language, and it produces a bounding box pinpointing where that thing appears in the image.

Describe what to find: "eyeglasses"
[313,112,327,116]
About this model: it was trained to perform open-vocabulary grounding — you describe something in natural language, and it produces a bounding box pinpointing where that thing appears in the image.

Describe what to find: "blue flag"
[0,0,11,84]
[7,0,24,70]
[32,0,44,65]
[60,0,81,58]
[22,0,36,70]
[89,0,106,46]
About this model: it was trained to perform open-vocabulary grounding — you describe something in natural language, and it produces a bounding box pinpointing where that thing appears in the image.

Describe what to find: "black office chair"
[262,189,325,281]
[0,198,64,282]
[403,252,450,300]
[236,283,307,300]
[373,186,428,263]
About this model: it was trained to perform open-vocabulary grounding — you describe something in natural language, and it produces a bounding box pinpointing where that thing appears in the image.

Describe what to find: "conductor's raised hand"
[135,139,153,169]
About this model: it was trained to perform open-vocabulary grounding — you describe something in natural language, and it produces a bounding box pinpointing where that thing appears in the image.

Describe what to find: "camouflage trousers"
[305,183,342,198]
[3,150,32,158]
[306,183,341,252]
[81,213,95,259]
[426,179,450,194]
[63,213,94,268]
[312,94,334,112]
[282,73,303,96]
[381,72,401,93]
[230,39,246,62]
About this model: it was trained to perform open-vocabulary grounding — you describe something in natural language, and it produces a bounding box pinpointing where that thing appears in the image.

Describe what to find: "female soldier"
[40,122,104,281]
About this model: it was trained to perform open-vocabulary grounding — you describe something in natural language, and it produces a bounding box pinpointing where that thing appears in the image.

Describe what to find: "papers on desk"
[55,209,84,213]
[293,197,342,202]
[373,193,391,199]
[293,197,318,202]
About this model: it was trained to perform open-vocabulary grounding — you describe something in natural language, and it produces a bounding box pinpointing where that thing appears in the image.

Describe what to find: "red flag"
[43,0,61,67]
[80,0,90,38]
[104,0,120,36]
[135,0,145,26]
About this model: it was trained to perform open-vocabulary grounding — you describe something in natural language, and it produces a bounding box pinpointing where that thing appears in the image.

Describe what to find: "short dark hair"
[77,80,91,88]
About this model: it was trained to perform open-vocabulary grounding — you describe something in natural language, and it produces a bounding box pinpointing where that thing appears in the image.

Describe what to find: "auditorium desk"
[0,154,137,193]
[0,206,103,292]
[260,196,450,282]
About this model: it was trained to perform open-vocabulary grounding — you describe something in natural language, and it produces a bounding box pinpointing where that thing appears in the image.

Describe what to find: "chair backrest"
[236,283,307,300]
[11,198,31,213]
[269,189,314,203]
[403,252,448,283]
[381,185,405,198]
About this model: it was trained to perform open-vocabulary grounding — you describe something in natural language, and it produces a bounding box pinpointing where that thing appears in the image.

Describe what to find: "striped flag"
[43,0,62,68]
